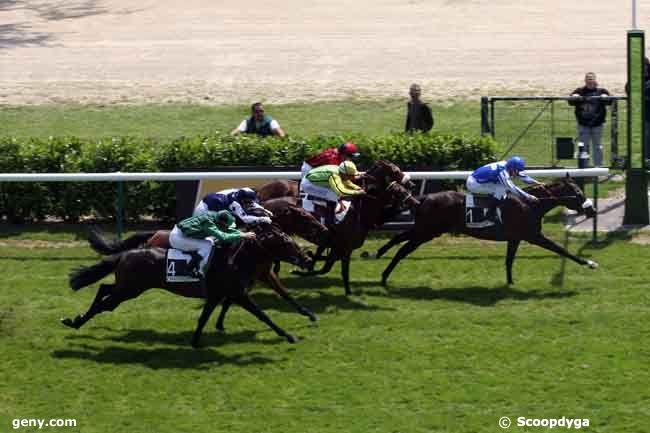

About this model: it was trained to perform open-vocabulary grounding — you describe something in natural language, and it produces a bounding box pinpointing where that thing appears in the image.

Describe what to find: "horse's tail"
[69,254,122,291]
[88,229,155,255]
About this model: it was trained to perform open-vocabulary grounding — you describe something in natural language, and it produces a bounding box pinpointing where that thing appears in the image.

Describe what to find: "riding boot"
[188,252,202,278]
[325,201,337,226]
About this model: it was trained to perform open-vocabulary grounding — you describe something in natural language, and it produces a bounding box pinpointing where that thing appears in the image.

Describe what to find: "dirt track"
[0,0,641,104]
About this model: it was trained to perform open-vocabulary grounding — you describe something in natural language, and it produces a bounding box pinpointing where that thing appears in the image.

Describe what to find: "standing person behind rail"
[404,83,434,133]
[231,102,286,137]
[568,72,612,167]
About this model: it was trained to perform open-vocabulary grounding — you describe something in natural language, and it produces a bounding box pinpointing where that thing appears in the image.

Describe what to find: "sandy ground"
[0,0,644,105]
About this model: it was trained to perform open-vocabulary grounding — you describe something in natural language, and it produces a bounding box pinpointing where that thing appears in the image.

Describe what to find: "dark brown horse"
[86,204,329,324]
[290,179,420,294]
[254,159,416,203]
[62,223,313,347]
[364,176,598,286]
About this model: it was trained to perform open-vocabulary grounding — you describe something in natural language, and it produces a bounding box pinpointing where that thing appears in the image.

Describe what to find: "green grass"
[1,228,649,433]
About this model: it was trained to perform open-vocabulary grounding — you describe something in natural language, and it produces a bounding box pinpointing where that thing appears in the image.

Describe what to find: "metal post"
[550,99,556,164]
[592,178,598,243]
[481,96,491,135]
[490,98,496,138]
[577,141,589,190]
[116,181,124,239]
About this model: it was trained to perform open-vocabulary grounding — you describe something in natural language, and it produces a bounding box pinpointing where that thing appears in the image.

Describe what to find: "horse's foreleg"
[215,297,233,331]
[506,240,521,285]
[192,297,222,348]
[527,234,598,269]
[381,239,426,286]
[362,230,411,259]
[263,271,317,321]
[291,253,337,277]
[234,293,296,343]
[341,252,352,296]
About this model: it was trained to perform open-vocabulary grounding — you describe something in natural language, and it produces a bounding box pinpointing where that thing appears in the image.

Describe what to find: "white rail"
[0,168,609,182]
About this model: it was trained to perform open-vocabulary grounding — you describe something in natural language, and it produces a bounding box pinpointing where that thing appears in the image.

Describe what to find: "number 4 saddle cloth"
[165,249,201,283]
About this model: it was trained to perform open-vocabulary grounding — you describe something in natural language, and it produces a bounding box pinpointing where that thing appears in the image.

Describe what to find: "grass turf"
[0,230,648,433]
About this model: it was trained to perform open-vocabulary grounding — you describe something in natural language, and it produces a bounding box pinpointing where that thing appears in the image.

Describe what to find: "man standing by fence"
[568,72,612,167]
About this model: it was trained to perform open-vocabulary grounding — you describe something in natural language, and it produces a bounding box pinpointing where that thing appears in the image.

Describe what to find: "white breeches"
[466,176,507,200]
[169,225,213,269]
[299,178,338,202]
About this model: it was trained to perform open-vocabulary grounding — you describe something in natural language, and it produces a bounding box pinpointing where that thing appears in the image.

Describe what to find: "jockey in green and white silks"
[466,156,541,203]
[169,210,256,276]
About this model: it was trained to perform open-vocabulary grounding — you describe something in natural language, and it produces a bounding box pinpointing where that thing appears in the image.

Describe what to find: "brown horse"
[254,159,416,203]
[62,223,313,347]
[86,204,329,324]
[363,176,598,286]
[290,180,420,294]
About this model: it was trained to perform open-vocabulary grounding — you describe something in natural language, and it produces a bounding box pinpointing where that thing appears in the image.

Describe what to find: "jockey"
[466,156,541,204]
[300,160,366,225]
[169,210,256,278]
[300,142,361,177]
[193,187,273,225]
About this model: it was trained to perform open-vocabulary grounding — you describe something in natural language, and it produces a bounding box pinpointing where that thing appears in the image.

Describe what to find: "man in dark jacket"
[568,72,612,166]
[231,102,286,137]
[405,83,434,133]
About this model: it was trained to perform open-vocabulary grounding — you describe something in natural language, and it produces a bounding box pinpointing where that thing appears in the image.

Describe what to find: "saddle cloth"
[465,193,502,229]
[301,195,350,224]
[165,248,200,283]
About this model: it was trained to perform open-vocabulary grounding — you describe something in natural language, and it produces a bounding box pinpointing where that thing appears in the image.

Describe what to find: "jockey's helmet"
[506,156,526,173]
[235,187,258,203]
[338,142,360,157]
[339,160,359,176]
[215,210,236,230]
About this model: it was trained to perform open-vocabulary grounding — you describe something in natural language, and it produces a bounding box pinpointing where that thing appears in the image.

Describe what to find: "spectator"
[405,83,434,133]
[300,142,360,177]
[231,102,286,137]
[568,72,612,167]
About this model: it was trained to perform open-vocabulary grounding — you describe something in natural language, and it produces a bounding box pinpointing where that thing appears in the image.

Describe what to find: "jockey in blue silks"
[193,187,273,225]
[466,156,541,204]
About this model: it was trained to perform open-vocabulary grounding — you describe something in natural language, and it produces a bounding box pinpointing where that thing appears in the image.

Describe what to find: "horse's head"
[545,176,597,218]
[373,180,420,212]
[272,204,330,246]
[363,159,415,191]
[252,224,313,269]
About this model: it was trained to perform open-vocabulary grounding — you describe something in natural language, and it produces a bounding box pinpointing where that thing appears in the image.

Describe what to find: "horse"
[254,159,416,202]
[87,204,330,323]
[62,223,313,347]
[362,176,598,286]
[289,179,420,295]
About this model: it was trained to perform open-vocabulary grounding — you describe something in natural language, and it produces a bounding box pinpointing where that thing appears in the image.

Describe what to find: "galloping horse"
[363,176,598,286]
[88,204,329,323]
[62,224,313,347]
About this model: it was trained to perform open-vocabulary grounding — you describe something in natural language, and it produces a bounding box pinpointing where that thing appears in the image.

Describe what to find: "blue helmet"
[505,156,526,172]
[234,187,257,202]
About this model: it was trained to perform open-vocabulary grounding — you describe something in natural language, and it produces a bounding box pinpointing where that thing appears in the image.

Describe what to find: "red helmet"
[338,142,360,157]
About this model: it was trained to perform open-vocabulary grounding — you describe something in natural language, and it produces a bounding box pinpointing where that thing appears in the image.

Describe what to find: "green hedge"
[0,132,496,222]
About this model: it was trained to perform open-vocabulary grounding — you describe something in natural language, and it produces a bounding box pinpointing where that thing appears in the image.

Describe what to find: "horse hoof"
[286,334,297,344]
[308,313,318,322]
[586,260,599,269]
[60,318,75,328]
[360,251,369,259]
[215,325,225,332]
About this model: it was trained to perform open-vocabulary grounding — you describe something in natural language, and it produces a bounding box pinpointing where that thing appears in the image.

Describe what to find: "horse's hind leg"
[61,283,113,329]
[362,230,411,259]
[341,252,353,296]
[381,239,426,286]
[234,293,296,344]
[215,298,233,332]
[506,240,521,285]
[61,287,132,330]
[192,297,223,348]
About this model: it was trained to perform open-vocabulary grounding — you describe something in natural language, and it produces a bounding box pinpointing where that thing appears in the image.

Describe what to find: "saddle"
[465,193,502,228]
[301,194,350,225]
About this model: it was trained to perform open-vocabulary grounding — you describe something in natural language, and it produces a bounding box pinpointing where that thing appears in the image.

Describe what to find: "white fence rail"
[0,168,609,182]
